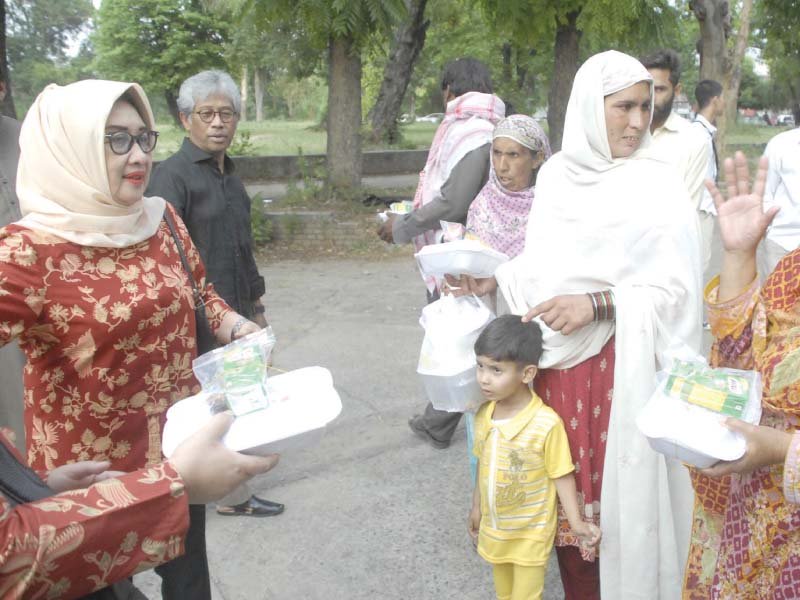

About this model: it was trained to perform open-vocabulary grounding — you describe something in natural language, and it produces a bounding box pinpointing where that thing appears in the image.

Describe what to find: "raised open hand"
[708,152,779,255]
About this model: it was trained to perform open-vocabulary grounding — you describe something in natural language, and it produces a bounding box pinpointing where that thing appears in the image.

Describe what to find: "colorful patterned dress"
[533,338,615,561]
[684,250,800,599]
[0,428,189,598]
[0,204,232,475]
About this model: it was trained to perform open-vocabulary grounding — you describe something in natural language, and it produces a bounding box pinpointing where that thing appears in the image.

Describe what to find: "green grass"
[153,119,788,162]
[153,120,440,161]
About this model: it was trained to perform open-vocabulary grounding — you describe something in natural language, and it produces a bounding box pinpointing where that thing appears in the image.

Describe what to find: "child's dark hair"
[474,315,543,366]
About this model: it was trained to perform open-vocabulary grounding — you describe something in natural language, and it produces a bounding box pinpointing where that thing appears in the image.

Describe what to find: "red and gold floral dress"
[0,428,189,598]
[684,250,800,599]
[0,204,232,474]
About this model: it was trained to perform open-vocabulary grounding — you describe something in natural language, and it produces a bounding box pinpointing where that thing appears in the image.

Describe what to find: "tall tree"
[5,0,94,116]
[93,0,228,124]
[254,0,407,191]
[691,0,755,154]
[368,0,429,144]
[0,0,14,118]
[719,0,753,153]
[690,0,730,82]
[758,0,800,119]
[478,0,679,151]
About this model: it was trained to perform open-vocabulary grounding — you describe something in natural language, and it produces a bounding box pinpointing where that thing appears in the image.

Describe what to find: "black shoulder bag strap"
[163,209,219,355]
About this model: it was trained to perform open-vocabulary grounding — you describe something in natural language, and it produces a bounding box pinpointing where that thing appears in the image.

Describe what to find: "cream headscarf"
[560,49,653,184]
[495,50,702,600]
[16,80,165,247]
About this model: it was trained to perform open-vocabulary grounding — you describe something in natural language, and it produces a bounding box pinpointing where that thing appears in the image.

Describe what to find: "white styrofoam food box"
[414,239,509,279]
[162,366,342,457]
[636,371,762,469]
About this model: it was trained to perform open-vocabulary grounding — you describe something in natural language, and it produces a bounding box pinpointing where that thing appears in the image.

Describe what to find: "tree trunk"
[254,67,264,122]
[165,89,181,126]
[327,34,362,191]
[368,0,429,144]
[0,0,16,119]
[547,11,581,152]
[691,0,731,82]
[501,43,513,87]
[240,64,248,122]
[717,0,753,156]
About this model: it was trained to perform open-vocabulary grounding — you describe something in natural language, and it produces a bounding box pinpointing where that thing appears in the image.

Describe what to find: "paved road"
[137,255,565,599]
[137,223,719,598]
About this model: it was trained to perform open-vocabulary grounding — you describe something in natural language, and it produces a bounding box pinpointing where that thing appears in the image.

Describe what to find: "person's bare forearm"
[718,250,757,303]
[553,473,583,529]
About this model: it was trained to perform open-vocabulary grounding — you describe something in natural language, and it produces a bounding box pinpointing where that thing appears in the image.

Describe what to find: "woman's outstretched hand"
[708,152,778,256]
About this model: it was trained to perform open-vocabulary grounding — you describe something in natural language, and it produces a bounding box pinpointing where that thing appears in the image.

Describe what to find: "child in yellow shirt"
[468,315,601,600]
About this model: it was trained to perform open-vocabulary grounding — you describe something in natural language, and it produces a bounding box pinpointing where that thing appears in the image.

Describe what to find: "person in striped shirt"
[468,315,600,600]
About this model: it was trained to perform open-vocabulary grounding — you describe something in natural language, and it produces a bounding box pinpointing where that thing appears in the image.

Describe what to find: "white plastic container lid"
[414,239,509,279]
[162,366,342,457]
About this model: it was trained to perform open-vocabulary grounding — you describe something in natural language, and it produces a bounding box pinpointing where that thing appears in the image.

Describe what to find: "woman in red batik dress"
[0,80,264,599]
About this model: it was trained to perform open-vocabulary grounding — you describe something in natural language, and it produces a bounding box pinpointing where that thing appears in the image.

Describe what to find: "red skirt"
[534,338,615,561]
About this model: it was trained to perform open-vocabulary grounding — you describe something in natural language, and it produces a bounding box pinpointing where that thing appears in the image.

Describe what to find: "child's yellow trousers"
[492,562,545,600]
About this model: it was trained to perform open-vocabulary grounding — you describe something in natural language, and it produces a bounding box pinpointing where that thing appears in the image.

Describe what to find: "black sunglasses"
[104,130,159,155]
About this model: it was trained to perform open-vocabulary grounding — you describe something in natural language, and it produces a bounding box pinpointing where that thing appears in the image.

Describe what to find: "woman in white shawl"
[455,50,702,599]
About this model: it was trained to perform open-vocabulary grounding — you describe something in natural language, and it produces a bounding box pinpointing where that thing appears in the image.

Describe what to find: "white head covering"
[495,50,701,600]
[560,50,653,183]
[16,80,165,247]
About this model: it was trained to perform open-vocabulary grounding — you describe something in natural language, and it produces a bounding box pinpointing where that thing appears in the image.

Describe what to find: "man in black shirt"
[148,70,284,520]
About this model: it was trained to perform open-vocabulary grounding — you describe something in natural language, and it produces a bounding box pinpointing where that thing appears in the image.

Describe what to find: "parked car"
[415,113,444,123]
[777,114,796,127]
[398,113,414,124]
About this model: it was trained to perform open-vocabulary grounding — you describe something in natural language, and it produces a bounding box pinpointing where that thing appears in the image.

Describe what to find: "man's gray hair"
[177,70,241,117]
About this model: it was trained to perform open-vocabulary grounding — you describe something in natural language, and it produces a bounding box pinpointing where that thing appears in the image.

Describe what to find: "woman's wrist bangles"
[230,316,250,343]
[587,290,616,321]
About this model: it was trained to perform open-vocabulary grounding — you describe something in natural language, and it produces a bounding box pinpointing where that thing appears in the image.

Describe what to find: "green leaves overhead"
[93,0,228,95]
[252,0,407,48]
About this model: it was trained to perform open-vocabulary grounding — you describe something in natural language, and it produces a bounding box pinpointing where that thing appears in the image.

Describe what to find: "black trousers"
[154,504,211,599]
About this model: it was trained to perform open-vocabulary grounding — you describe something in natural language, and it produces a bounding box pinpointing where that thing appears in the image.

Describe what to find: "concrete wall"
[227,149,427,182]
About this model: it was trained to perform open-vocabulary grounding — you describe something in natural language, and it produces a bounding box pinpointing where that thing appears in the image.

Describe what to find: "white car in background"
[415,113,444,124]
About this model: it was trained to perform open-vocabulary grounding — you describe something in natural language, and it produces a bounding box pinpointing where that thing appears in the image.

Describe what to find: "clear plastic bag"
[417,294,494,412]
[637,349,763,468]
[192,326,277,417]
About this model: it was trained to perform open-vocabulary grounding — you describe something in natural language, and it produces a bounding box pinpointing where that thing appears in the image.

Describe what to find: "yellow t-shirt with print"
[472,391,574,566]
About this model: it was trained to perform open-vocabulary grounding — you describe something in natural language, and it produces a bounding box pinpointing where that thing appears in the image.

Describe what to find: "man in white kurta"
[691,79,724,275]
[641,50,710,219]
[760,125,800,277]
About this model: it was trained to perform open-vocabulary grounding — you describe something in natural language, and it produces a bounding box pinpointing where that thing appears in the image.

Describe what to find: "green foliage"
[228,130,255,156]
[6,0,94,64]
[756,0,800,111]
[6,0,95,114]
[250,192,274,246]
[252,0,407,50]
[93,0,228,103]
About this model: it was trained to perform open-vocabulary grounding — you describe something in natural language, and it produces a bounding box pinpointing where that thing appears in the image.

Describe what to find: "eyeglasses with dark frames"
[104,130,159,155]
[194,108,238,123]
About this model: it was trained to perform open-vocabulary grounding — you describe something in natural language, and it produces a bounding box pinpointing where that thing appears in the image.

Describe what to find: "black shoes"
[216,495,285,517]
[408,415,450,449]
